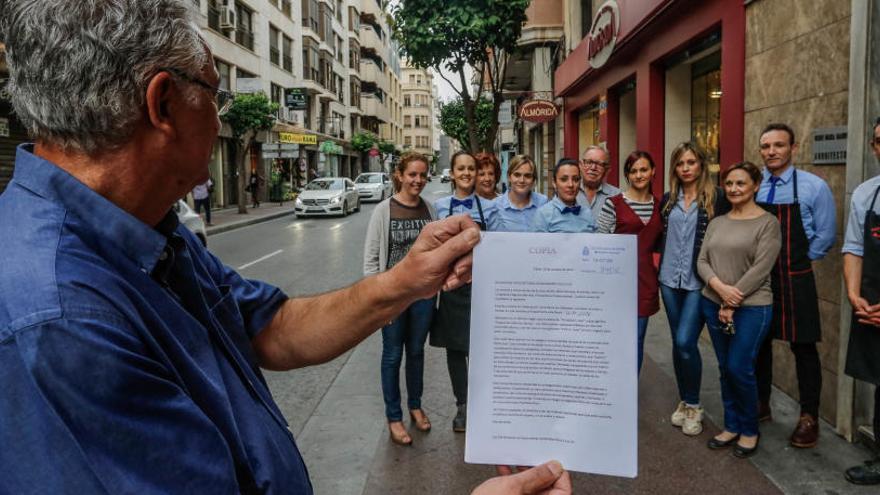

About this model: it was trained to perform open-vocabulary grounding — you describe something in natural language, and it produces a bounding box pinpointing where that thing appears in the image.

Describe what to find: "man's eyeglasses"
[580,159,608,169]
[160,67,234,116]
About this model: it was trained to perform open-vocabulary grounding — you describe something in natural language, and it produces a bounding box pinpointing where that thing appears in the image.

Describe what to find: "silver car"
[295,178,361,217]
[173,200,207,246]
[354,172,393,202]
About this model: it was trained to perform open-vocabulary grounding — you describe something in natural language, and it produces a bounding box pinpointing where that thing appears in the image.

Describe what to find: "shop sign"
[812,126,847,165]
[0,117,8,138]
[264,143,299,151]
[279,132,317,145]
[518,99,559,123]
[588,0,620,69]
[369,148,380,157]
[320,140,343,155]
[285,88,307,110]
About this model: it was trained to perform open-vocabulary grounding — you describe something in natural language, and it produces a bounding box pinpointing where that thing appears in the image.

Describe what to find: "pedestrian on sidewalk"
[576,145,620,219]
[432,150,505,433]
[495,154,548,232]
[192,177,213,225]
[754,123,836,448]
[248,172,264,208]
[698,161,781,459]
[659,143,730,437]
[597,151,663,372]
[530,158,597,233]
[0,3,571,493]
[363,152,437,446]
[475,152,501,200]
[842,118,880,486]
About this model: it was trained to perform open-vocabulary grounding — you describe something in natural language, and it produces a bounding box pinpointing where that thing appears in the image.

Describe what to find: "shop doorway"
[617,82,637,186]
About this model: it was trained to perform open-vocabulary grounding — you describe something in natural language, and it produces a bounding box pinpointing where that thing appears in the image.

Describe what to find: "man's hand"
[855,301,880,328]
[388,214,481,299]
[471,462,572,495]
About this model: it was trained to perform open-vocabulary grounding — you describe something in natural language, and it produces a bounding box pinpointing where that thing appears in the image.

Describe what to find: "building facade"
[401,64,435,161]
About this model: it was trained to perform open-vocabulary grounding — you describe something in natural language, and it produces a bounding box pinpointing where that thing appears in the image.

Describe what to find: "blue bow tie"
[450,198,473,209]
[561,205,581,215]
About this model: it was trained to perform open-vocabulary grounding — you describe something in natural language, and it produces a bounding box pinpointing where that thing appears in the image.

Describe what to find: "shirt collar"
[12,144,173,274]
[551,196,576,212]
[763,164,794,184]
[499,191,536,210]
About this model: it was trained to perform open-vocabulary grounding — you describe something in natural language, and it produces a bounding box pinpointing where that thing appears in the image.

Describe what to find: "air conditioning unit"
[219,5,237,29]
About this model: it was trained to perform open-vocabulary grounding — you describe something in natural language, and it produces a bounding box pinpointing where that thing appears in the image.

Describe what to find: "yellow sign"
[279,132,317,145]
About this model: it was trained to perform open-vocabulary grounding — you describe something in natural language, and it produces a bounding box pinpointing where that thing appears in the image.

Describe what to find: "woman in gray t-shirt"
[697,161,781,459]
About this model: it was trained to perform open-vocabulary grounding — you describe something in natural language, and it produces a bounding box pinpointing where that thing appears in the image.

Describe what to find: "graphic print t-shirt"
[387,197,432,269]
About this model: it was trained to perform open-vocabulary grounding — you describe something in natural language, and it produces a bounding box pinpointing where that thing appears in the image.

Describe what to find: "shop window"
[690,52,722,175]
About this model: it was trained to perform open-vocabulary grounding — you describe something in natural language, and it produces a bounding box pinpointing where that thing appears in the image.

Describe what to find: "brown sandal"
[389,421,412,446]
[410,409,432,432]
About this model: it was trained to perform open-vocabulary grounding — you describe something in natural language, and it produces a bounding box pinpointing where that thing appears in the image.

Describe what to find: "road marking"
[238,249,283,270]
[330,221,349,231]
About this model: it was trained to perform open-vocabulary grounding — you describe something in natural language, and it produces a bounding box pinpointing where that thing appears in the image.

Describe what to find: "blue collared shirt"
[529,196,598,233]
[434,193,505,231]
[0,145,309,494]
[577,182,621,219]
[757,166,837,260]
[842,174,880,256]
[495,190,549,232]
[659,193,702,291]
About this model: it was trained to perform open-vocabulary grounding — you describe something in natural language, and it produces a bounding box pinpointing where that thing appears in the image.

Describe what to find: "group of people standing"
[361,122,880,485]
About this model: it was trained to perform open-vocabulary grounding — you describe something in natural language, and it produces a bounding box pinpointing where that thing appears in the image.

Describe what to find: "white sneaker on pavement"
[682,405,704,436]
[671,401,687,427]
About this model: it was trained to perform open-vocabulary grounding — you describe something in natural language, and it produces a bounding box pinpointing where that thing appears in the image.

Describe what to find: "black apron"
[844,185,880,384]
[429,197,486,352]
[758,170,822,343]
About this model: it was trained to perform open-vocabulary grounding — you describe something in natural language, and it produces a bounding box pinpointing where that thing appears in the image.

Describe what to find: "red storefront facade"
[555,0,746,192]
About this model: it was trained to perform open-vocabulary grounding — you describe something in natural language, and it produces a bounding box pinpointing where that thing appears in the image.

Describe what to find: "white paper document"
[464,232,638,478]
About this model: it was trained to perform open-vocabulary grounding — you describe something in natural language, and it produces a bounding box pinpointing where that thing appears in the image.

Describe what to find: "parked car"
[354,172,393,202]
[440,168,452,183]
[174,199,207,246]
[294,177,361,217]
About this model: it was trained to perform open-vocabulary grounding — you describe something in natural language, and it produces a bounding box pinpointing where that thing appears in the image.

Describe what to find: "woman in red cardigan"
[597,150,663,373]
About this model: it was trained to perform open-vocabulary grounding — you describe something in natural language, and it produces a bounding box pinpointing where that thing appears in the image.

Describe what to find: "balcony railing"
[283,55,293,72]
[236,30,255,51]
[270,47,280,66]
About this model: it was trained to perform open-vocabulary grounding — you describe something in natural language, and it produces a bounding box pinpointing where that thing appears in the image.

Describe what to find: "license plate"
[307,207,323,212]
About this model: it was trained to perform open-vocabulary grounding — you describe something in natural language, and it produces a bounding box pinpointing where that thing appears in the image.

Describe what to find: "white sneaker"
[671,401,687,427]
[682,405,704,436]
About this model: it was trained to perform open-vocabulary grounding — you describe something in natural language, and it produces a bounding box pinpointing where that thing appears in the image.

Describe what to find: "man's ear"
[144,72,177,139]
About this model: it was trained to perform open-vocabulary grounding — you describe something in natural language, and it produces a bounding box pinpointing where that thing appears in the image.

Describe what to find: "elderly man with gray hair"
[0,1,570,494]
[576,145,620,218]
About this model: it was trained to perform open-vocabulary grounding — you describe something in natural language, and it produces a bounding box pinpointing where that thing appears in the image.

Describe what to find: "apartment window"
[336,36,344,64]
[404,95,411,107]
[215,60,231,91]
[350,79,361,109]
[267,0,278,6]
[237,68,257,79]
[319,3,333,42]
[282,35,293,72]
[302,0,320,32]
[269,25,280,66]
[404,136,412,147]
[303,38,320,81]
[581,0,594,39]
[349,41,360,69]
[404,116,411,128]
[348,6,360,31]
[414,116,421,128]
[409,74,415,84]
[235,3,255,51]
[336,0,343,23]
[416,75,422,85]
[271,83,284,117]
[207,0,220,31]
[281,0,292,17]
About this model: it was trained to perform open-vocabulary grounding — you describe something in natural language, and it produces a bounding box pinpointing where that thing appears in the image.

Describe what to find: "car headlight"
[330,195,342,204]
[295,197,303,206]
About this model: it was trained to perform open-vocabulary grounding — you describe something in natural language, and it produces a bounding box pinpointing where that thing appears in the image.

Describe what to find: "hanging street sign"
[285,88,307,110]
[279,132,317,145]
[320,140,344,155]
[518,99,560,123]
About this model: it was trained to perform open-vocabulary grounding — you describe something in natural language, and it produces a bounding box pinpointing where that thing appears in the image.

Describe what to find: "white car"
[295,177,361,217]
[354,172,393,202]
[173,200,207,246]
[440,168,452,183]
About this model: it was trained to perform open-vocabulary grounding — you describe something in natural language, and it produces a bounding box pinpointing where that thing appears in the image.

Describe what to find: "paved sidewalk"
[204,202,297,236]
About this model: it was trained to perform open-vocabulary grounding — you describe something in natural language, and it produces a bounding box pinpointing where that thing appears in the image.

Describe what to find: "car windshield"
[306,179,343,191]
[355,174,382,184]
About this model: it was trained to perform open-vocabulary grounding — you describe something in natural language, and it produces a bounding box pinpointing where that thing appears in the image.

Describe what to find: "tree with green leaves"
[393,0,530,152]
[222,92,279,213]
[439,97,494,152]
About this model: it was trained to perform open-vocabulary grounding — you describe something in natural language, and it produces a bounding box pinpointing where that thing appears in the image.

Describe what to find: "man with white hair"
[576,145,620,218]
[0,2,569,494]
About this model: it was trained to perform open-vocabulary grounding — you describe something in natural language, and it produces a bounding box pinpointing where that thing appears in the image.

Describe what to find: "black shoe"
[845,459,880,485]
[733,436,760,458]
[452,404,467,433]
[707,434,740,450]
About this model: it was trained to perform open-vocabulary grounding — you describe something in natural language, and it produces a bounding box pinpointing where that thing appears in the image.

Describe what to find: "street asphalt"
[206,181,876,494]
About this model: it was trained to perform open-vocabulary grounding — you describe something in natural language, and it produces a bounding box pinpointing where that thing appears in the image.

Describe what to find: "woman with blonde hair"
[364,151,437,445]
[660,142,730,437]
[496,154,548,231]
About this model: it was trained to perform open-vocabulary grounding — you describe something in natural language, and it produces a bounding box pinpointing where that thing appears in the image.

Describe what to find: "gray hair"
[2,0,207,153]
[581,145,609,161]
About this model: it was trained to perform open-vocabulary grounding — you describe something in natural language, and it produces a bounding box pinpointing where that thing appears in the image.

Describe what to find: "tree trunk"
[462,94,479,153]
[483,93,505,153]
[235,133,254,214]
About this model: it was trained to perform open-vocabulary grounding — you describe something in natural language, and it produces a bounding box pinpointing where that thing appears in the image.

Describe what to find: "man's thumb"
[510,461,564,493]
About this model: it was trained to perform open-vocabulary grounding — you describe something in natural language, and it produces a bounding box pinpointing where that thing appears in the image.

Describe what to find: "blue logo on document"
[582,246,590,257]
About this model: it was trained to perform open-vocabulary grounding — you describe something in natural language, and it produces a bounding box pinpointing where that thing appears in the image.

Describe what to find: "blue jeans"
[637,316,649,373]
[381,298,434,421]
[701,298,772,437]
[661,286,705,404]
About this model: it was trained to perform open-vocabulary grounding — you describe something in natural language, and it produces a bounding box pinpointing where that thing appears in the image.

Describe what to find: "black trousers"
[756,336,822,418]
[446,349,468,406]
[194,198,211,224]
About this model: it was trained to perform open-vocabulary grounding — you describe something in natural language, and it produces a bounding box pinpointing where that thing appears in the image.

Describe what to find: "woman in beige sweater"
[697,161,781,459]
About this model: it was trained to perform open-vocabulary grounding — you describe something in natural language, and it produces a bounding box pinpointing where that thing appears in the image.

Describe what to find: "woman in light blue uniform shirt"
[530,158,598,233]
[430,150,503,433]
[496,155,548,231]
